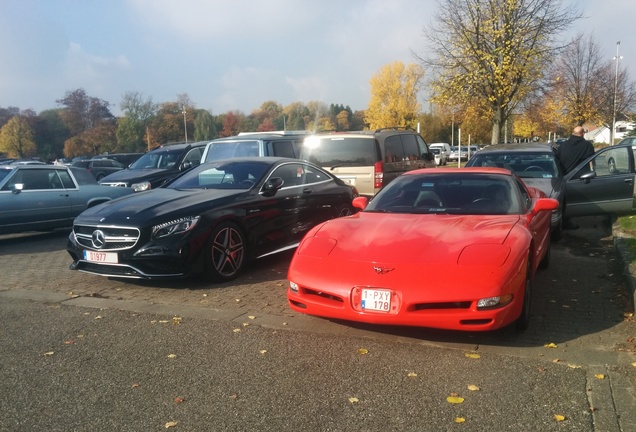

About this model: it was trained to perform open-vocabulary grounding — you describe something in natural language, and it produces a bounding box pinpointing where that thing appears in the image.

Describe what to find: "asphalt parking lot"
[0,215,635,430]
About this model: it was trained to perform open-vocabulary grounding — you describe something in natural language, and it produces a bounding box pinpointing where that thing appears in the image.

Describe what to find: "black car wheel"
[515,257,532,331]
[204,222,246,282]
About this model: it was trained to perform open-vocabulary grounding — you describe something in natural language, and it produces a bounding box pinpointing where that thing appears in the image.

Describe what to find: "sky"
[1,0,634,117]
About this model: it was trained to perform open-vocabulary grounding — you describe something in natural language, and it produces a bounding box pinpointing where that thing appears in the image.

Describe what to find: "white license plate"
[83,250,118,264]
[361,289,391,312]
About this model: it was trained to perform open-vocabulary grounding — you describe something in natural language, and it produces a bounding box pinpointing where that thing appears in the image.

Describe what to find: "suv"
[299,127,436,196]
[93,152,143,167]
[201,131,308,163]
[72,158,127,181]
[99,141,207,192]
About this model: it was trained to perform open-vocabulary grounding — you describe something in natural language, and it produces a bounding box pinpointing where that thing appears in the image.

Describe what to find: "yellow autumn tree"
[419,0,582,144]
[365,61,424,130]
[0,116,37,158]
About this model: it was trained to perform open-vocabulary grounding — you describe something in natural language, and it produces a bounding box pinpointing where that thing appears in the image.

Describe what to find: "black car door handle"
[302,188,312,194]
[625,178,633,185]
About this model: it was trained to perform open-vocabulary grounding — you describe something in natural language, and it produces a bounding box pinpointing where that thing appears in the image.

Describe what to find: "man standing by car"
[556,126,595,229]
[555,126,595,174]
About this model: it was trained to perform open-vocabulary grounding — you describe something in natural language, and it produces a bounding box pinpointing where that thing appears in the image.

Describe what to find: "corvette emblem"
[373,266,394,274]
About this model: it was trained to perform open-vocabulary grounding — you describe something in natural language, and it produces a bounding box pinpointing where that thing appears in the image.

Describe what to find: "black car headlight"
[152,216,200,239]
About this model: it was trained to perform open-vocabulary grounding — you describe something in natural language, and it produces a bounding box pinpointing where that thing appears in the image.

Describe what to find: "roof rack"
[374,126,416,133]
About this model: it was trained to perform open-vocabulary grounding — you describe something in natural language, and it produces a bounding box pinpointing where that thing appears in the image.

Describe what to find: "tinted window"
[384,135,405,162]
[469,152,560,178]
[401,134,421,160]
[270,141,296,158]
[302,137,378,166]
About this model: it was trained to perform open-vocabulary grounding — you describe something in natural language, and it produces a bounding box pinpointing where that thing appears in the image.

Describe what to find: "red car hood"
[309,212,521,264]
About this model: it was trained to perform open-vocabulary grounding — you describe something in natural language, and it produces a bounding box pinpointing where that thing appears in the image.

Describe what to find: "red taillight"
[374,161,384,189]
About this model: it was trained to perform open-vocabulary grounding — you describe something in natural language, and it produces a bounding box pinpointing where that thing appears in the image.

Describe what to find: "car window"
[385,135,406,162]
[470,152,560,178]
[182,147,204,167]
[400,134,421,161]
[169,161,269,189]
[590,146,631,177]
[366,173,520,215]
[270,140,296,158]
[69,167,97,185]
[20,169,58,190]
[302,137,377,166]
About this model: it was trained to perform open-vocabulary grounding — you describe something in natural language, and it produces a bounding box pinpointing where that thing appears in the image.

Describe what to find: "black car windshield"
[129,149,182,170]
[468,152,561,179]
[168,161,270,189]
[365,173,521,215]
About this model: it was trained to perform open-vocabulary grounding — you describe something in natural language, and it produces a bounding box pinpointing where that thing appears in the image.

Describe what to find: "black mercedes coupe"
[67,157,358,282]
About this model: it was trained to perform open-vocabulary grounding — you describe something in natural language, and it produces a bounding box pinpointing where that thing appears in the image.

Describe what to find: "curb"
[612,224,636,313]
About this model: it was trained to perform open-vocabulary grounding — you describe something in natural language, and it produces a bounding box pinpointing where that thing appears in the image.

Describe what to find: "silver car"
[0,164,133,234]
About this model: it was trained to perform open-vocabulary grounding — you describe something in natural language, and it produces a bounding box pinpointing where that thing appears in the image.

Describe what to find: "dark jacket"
[556,135,595,174]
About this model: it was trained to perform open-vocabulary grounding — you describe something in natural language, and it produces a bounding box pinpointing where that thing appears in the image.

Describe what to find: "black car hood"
[100,168,174,183]
[75,188,245,226]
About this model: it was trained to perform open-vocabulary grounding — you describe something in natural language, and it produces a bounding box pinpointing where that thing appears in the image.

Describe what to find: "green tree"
[117,91,156,151]
[365,61,424,130]
[420,0,581,144]
[32,109,70,160]
[0,116,37,158]
[193,109,217,141]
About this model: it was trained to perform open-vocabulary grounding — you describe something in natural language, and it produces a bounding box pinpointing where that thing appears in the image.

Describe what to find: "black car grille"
[75,260,187,279]
[73,224,140,251]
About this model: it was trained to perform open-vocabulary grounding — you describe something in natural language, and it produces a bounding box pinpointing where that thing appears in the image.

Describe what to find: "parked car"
[430,147,447,166]
[466,142,636,229]
[72,158,127,181]
[67,157,358,281]
[563,142,636,217]
[287,167,558,331]
[447,146,468,162]
[0,165,133,235]
[428,143,452,164]
[99,142,206,192]
[300,127,436,197]
[93,153,144,167]
[201,131,307,163]
[465,143,565,239]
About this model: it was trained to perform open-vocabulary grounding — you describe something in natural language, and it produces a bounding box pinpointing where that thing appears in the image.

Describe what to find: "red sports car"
[287,167,558,331]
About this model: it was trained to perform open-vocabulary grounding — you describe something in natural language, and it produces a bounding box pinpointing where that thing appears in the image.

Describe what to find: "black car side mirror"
[261,177,284,197]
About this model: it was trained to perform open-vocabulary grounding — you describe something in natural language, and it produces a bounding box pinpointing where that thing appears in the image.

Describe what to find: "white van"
[429,143,451,165]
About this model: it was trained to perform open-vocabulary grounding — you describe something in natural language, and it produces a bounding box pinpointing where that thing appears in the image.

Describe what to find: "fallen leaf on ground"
[544,343,558,348]
[174,397,185,403]
[95,315,103,320]
[165,421,178,428]
[248,316,256,320]
[595,374,605,379]
[348,397,359,403]
[167,354,177,359]
[467,384,480,391]
[233,328,241,333]
[407,372,417,377]
[131,383,140,388]
[64,340,75,345]
[229,394,238,399]
[552,358,560,363]
[465,353,480,359]
[632,362,636,368]
[43,351,54,356]
[454,417,466,423]
[446,396,465,404]
[567,364,581,369]
[172,317,182,325]
[259,350,267,354]
[357,348,369,355]
[554,414,566,421]
[242,323,250,327]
